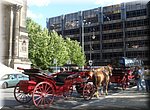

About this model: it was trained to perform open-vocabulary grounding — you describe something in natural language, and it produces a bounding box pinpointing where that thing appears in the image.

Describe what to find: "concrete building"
[0,0,31,69]
[47,0,150,66]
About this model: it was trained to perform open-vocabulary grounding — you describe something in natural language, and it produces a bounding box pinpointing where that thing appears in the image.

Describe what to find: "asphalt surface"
[0,85,149,110]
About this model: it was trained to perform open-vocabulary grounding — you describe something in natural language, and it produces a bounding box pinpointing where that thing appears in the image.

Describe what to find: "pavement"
[0,84,149,110]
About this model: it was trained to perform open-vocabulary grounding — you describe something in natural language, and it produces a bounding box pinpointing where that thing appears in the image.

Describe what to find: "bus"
[111,57,143,67]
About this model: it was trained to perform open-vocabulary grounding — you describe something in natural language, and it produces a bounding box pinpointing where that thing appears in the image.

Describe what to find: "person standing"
[134,66,145,91]
[143,66,150,93]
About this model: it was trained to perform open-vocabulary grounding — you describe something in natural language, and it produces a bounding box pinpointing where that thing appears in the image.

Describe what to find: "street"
[0,84,149,110]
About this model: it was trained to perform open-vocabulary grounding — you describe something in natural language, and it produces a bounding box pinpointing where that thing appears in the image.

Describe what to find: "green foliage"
[26,18,85,69]
[65,38,86,66]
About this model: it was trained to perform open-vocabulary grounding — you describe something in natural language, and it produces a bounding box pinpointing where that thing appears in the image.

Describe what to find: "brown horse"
[90,65,113,97]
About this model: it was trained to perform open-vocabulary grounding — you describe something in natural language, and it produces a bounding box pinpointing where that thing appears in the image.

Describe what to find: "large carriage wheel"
[121,76,128,90]
[83,83,95,101]
[14,83,32,104]
[63,86,73,98]
[32,82,54,109]
[76,83,84,95]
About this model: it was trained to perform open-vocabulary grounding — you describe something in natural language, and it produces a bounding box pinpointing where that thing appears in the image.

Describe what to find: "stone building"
[0,0,31,69]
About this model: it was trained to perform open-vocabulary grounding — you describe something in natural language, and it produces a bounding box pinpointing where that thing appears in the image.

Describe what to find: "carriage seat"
[55,72,72,85]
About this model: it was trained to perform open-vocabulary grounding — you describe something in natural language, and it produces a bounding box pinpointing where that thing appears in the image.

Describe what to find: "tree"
[26,18,85,69]
[48,31,69,66]
[26,18,68,69]
[65,38,86,66]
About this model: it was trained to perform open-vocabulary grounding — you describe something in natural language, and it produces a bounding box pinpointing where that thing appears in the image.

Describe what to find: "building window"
[126,51,149,59]
[102,32,123,40]
[102,42,123,49]
[102,22,122,31]
[126,29,149,38]
[22,40,27,52]
[125,19,149,28]
[93,53,100,59]
[126,9,147,18]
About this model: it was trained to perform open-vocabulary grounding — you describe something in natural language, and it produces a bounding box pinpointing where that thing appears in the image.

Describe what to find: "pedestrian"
[134,66,144,91]
[143,66,150,93]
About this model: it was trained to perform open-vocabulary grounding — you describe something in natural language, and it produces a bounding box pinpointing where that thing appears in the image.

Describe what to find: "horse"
[86,65,113,98]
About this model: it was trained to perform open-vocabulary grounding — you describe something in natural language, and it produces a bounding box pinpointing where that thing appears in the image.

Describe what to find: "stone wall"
[0,0,31,69]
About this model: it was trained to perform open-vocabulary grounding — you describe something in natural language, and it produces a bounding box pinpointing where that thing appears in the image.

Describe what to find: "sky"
[27,0,148,28]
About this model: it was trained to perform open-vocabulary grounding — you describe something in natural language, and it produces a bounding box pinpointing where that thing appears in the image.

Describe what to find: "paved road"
[0,85,149,110]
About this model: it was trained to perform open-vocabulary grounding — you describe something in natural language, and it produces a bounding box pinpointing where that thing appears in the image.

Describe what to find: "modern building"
[46,0,150,66]
[0,0,31,69]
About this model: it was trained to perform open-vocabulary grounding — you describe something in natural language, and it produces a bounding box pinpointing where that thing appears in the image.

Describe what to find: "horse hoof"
[96,95,100,98]
[100,92,104,95]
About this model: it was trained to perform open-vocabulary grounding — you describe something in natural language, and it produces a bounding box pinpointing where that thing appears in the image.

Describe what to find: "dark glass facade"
[47,1,150,66]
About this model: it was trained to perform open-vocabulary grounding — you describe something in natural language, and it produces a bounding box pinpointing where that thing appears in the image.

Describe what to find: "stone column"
[8,5,14,67]
[10,4,22,68]
[12,4,22,58]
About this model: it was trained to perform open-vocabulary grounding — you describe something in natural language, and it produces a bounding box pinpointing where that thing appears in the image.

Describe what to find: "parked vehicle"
[14,67,95,108]
[0,73,29,89]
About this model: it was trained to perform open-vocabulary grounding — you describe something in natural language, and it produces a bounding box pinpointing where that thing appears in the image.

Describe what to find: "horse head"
[105,64,113,76]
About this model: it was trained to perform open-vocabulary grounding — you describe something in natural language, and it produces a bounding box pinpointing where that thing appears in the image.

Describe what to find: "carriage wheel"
[76,83,84,95]
[122,77,128,90]
[83,83,95,101]
[14,83,32,104]
[32,82,54,109]
[63,86,73,98]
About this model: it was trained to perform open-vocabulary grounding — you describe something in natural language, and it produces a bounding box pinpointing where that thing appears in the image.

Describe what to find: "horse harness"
[103,66,111,76]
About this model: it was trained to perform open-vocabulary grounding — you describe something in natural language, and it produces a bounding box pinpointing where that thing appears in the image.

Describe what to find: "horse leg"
[100,84,104,95]
[95,77,102,98]
[105,81,109,95]
[93,76,100,98]
[95,88,99,98]
[93,82,100,98]
[93,75,98,97]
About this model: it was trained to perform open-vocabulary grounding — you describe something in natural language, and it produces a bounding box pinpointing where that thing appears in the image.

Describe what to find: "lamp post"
[89,28,96,67]
[81,19,86,53]
[81,18,91,53]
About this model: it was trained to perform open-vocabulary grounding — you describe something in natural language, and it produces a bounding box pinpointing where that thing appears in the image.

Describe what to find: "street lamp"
[89,28,96,67]
[81,19,91,53]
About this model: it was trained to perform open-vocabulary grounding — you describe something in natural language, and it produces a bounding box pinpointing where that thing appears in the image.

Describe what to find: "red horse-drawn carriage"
[110,57,143,90]
[14,67,95,108]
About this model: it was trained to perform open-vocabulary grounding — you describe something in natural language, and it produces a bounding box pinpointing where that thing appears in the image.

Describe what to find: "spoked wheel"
[83,83,95,101]
[63,86,73,98]
[14,83,32,104]
[76,83,84,95]
[32,82,54,109]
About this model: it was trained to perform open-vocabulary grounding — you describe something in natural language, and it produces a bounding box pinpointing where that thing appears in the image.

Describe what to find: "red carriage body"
[110,57,143,90]
[18,80,36,93]
[14,67,95,108]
